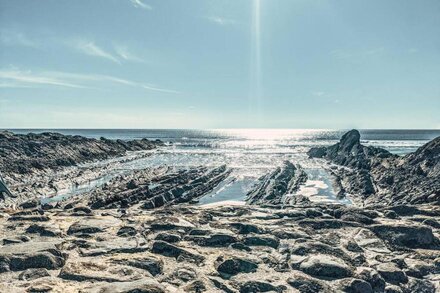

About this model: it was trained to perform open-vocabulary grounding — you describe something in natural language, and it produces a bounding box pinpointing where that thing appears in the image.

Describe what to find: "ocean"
[7,129,440,205]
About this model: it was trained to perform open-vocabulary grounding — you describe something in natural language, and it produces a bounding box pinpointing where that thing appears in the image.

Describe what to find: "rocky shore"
[0,130,439,292]
[0,201,439,292]
[308,130,440,206]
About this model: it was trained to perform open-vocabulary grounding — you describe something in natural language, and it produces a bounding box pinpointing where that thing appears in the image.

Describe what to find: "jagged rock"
[308,130,440,205]
[239,281,285,293]
[247,161,308,205]
[186,233,238,247]
[117,226,137,237]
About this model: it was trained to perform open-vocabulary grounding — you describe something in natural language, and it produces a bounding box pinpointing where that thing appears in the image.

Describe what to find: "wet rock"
[216,257,258,277]
[299,255,353,279]
[247,161,308,205]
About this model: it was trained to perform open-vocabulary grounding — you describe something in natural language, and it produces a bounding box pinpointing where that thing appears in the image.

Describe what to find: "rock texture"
[247,161,308,205]
[308,129,440,205]
[0,131,163,206]
[0,203,439,292]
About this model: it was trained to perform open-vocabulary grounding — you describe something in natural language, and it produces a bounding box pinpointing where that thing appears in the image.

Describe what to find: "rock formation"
[308,129,440,206]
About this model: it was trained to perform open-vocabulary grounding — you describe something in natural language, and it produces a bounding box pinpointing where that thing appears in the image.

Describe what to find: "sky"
[0,0,439,129]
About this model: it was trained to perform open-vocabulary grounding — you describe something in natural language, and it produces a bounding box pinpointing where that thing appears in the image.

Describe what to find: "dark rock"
[155,232,181,243]
[151,241,204,264]
[216,257,258,277]
[339,278,373,293]
[239,281,284,293]
[243,236,279,248]
[26,224,61,237]
[287,275,330,293]
[116,226,137,237]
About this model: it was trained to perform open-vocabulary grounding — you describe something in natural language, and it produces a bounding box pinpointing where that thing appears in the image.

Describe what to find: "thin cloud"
[0,29,38,48]
[0,68,179,93]
[0,69,83,88]
[114,45,145,63]
[75,40,120,63]
[205,16,236,26]
[130,0,152,10]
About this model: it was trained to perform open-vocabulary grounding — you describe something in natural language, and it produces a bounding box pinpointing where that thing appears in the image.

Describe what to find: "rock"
[370,224,438,248]
[246,161,308,205]
[151,241,204,264]
[59,261,145,282]
[299,255,353,279]
[187,233,238,247]
[18,268,50,280]
[119,257,163,276]
[356,267,385,292]
[287,275,330,293]
[239,281,284,293]
[155,232,181,243]
[67,222,104,235]
[83,279,166,293]
[116,226,137,237]
[19,200,39,209]
[184,280,207,293]
[216,257,258,277]
[26,224,61,237]
[338,278,373,293]
[243,236,279,248]
[376,263,408,285]
[3,250,66,271]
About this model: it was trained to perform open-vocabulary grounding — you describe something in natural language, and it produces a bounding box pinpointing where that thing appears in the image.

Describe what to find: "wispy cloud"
[114,45,145,63]
[0,69,83,88]
[205,16,236,26]
[0,29,38,48]
[0,68,179,93]
[74,40,120,63]
[130,0,152,10]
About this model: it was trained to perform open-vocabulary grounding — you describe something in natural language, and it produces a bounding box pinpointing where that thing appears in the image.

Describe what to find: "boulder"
[299,255,353,279]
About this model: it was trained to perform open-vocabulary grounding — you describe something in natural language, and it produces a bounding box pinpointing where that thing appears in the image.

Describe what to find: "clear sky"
[0,0,439,129]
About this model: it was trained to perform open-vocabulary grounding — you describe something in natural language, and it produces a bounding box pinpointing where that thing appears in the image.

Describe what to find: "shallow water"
[10,129,437,205]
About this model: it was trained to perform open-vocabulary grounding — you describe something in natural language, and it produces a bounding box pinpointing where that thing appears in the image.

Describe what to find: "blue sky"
[0,0,439,129]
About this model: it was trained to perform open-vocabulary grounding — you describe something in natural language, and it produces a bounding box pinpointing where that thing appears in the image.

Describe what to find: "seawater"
[8,129,440,205]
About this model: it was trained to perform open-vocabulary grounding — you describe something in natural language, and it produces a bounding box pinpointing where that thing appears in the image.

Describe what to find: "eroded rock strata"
[0,203,439,292]
[246,161,308,205]
[308,130,440,206]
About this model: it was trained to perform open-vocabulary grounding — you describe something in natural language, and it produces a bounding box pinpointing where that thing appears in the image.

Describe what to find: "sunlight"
[250,0,262,119]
